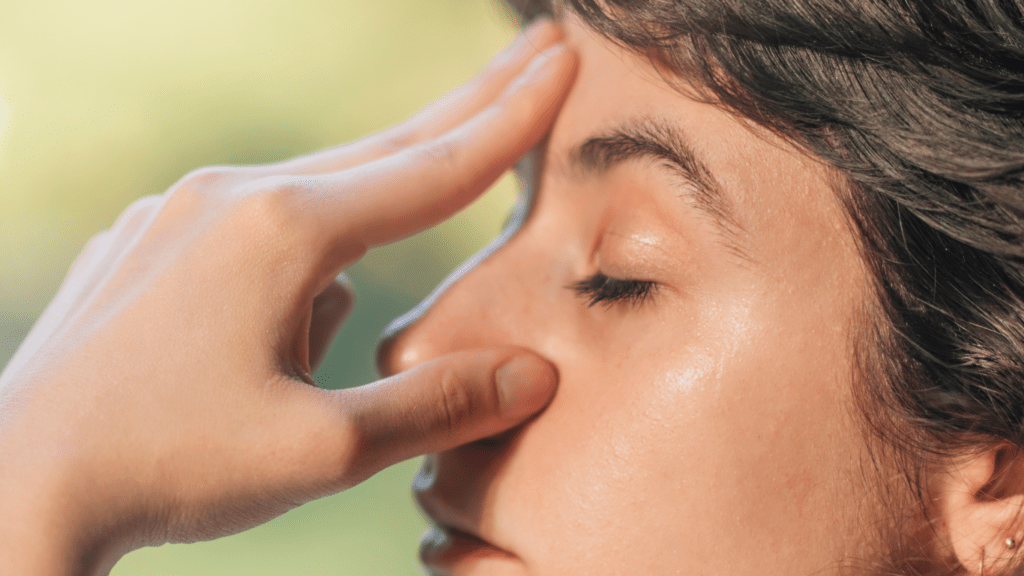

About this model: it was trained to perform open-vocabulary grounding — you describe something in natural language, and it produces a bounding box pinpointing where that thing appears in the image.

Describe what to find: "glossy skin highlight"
[379,16,878,576]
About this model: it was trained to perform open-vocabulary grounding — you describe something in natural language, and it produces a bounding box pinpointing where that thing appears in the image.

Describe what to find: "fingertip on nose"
[520,15,563,49]
[494,353,559,420]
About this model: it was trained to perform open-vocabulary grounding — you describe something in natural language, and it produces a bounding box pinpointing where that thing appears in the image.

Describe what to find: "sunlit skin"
[0,22,574,576]
[378,15,879,576]
[3,11,1020,576]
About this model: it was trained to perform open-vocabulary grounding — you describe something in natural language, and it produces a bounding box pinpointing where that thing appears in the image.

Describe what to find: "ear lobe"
[935,445,1024,575]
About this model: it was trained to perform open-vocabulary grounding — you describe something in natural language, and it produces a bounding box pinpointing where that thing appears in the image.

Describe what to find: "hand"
[0,20,573,576]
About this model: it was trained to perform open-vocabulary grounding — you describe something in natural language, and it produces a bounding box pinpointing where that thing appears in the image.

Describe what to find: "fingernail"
[495,355,558,420]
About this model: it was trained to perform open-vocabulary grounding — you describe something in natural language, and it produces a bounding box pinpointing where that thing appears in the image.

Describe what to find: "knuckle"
[227,189,297,242]
[416,139,463,172]
[220,177,317,263]
[88,228,113,244]
[321,399,393,490]
[378,129,419,155]
[174,165,236,196]
[125,193,160,213]
[437,366,476,435]
[69,229,116,276]
[121,194,164,221]
[164,166,238,212]
[105,194,166,236]
[322,409,363,485]
[82,229,112,254]
[276,391,364,492]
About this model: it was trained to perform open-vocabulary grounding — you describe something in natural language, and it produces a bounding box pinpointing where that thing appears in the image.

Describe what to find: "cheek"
[490,298,867,574]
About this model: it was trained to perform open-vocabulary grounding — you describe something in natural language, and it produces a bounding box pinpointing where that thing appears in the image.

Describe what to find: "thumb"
[335,348,557,484]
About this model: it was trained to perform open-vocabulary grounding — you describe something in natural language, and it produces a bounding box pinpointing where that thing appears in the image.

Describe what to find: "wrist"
[0,434,128,575]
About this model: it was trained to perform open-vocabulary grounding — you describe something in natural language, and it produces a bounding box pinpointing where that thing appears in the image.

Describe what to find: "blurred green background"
[0,0,521,573]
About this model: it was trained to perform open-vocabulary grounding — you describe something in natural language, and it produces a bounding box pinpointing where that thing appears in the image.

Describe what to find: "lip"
[414,452,524,573]
[419,524,518,571]
[415,484,520,573]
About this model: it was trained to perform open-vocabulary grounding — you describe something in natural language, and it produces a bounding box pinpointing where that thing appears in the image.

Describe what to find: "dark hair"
[503,0,1024,573]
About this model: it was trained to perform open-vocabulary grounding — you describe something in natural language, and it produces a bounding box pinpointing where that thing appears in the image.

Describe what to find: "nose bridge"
[375,228,543,377]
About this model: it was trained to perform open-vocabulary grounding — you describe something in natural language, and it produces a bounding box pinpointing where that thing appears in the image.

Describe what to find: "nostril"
[374,329,431,378]
[373,331,399,377]
[375,306,430,377]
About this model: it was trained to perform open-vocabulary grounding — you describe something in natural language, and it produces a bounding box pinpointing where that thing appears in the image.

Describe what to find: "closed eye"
[569,272,658,308]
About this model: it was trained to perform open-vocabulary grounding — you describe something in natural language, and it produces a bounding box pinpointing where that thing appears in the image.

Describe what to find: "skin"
[378,15,880,576]
[1,11,1016,576]
[0,20,572,576]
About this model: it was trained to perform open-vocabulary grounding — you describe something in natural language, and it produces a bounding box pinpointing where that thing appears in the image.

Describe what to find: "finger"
[65,230,115,286]
[304,42,576,259]
[70,195,165,301]
[52,195,165,318]
[4,229,115,374]
[308,273,355,373]
[334,349,557,484]
[7,196,165,372]
[66,195,163,286]
[108,194,165,236]
[267,18,563,176]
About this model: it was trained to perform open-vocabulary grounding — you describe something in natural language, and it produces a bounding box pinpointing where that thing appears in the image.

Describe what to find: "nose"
[375,229,537,378]
[374,162,554,374]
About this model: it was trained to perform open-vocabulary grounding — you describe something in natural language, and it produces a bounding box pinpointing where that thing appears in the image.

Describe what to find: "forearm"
[0,468,99,575]
[0,406,123,576]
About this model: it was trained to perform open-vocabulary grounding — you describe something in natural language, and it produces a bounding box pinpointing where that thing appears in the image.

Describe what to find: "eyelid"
[568,272,658,309]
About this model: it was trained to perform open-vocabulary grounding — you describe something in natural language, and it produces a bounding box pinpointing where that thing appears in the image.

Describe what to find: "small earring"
[1007,538,1018,549]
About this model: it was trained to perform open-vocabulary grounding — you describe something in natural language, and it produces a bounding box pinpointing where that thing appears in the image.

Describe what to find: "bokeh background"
[0,0,522,573]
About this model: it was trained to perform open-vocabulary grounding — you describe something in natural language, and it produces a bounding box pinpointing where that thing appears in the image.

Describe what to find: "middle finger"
[265,18,563,176]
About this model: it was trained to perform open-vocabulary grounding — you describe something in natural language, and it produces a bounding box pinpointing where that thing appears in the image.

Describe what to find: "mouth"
[419,523,518,574]
[414,454,523,574]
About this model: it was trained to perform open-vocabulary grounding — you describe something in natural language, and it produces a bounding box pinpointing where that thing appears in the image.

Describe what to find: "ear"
[934,444,1024,575]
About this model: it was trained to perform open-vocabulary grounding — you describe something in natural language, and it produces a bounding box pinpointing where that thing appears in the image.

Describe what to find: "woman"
[2,0,1023,574]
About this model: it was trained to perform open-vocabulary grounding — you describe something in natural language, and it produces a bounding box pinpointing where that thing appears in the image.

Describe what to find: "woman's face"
[378,16,878,576]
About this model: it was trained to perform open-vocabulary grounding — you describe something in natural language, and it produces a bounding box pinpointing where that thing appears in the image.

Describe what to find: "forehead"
[549,17,864,287]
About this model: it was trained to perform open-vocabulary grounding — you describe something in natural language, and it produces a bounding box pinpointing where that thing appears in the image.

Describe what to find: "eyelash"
[569,272,658,309]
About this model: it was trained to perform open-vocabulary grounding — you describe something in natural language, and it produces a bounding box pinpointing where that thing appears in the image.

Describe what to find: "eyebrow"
[567,117,747,258]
